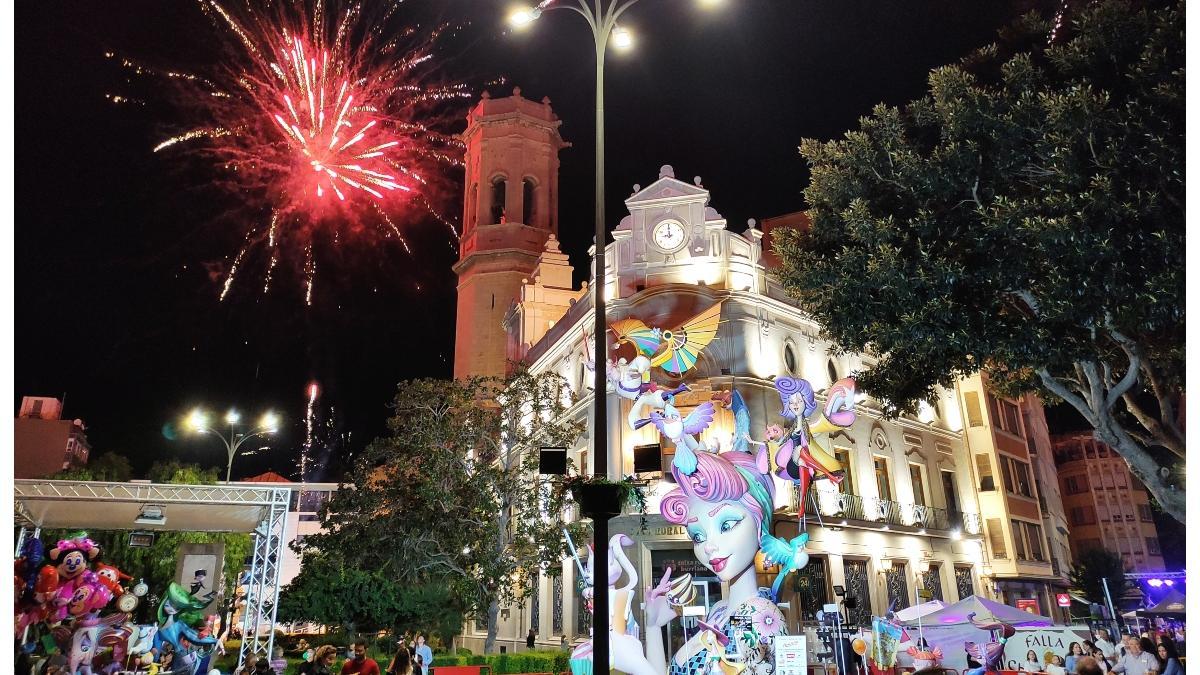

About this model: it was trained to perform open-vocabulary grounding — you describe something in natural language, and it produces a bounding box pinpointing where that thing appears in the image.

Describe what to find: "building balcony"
[798,489,982,537]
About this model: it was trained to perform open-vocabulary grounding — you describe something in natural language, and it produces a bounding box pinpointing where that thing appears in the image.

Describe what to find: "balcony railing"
[800,489,983,535]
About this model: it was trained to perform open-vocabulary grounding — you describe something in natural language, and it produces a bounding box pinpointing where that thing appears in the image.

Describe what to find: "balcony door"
[874,456,893,502]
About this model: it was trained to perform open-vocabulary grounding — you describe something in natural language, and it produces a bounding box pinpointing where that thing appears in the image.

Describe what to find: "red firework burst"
[118,0,468,302]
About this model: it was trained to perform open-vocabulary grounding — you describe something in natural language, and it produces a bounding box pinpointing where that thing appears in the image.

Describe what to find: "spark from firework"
[302,381,320,480]
[115,0,468,303]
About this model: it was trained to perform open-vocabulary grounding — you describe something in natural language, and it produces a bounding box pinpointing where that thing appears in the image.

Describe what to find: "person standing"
[387,642,413,675]
[1111,636,1159,675]
[342,640,382,675]
[1096,632,1120,663]
[1068,644,1087,673]
[1023,650,1042,672]
[1047,655,1068,675]
[414,634,433,675]
[1157,643,1183,675]
[300,646,339,675]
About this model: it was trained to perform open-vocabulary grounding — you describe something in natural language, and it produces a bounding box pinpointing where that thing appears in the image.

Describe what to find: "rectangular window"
[1000,456,1016,494]
[941,470,960,514]
[1070,506,1097,525]
[1097,505,1110,521]
[875,457,893,502]
[1139,504,1154,522]
[835,448,855,495]
[1115,471,1129,489]
[910,464,927,506]
[1011,519,1028,560]
[976,454,995,491]
[1025,523,1045,562]
[1146,538,1161,556]
[964,392,984,427]
[1064,475,1090,495]
[986,518,1007,559]
[1014,459,1033,498]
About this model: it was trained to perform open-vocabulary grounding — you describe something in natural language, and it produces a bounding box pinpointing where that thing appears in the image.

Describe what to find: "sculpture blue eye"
[720,517,741,532]
[689,529,706,544]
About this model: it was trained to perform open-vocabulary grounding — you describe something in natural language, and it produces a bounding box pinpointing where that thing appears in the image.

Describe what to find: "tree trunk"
[484,600,500,654]
[1092,416,1186,523]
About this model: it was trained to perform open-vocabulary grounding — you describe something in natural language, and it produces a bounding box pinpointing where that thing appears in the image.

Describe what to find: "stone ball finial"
[632,183,641,193]
[481,90,491,99]
[542,96,551,105]
[694,176,702,186]
[513,85,522,97]
[659,164,675,179]
[747,218,758,229]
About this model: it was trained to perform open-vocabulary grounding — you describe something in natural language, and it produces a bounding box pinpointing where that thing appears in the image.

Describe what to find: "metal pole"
[1101,577,1120,638]
[591,20,610,675]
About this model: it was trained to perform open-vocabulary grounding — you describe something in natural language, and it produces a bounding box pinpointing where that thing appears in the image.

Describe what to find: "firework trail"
[302,381,320,481]
[115,0,469,303]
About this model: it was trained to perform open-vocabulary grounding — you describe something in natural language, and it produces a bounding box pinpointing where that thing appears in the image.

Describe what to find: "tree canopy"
[1069,547,1129,607]
[301,370,586,651]
[773,0,1184,520]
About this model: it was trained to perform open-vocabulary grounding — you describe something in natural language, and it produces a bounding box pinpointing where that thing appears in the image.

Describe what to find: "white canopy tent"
[14,479,292,669]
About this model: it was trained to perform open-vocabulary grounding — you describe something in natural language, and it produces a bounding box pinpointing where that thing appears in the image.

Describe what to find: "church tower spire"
[453,88,569,379]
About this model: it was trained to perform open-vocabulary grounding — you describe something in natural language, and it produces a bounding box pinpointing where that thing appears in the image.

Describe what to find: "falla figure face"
[684,496,758,582]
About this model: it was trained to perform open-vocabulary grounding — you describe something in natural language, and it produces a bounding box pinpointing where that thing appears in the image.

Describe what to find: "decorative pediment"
[624,165,710,208]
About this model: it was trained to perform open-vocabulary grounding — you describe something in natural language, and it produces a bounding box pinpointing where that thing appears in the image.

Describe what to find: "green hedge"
[430,650,569,674]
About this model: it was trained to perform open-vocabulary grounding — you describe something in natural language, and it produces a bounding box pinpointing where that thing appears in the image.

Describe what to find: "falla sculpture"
[570,306,858,675]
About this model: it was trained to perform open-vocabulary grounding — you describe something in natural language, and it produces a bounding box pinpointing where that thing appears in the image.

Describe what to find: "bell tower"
[454,88,569,379]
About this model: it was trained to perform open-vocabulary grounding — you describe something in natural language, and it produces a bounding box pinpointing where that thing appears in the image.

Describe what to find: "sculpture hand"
[645,567,679,628]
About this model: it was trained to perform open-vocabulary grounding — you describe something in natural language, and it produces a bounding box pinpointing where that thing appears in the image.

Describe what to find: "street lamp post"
[186,409,279,483]
[511,3,640,670]
[510,2,723,668]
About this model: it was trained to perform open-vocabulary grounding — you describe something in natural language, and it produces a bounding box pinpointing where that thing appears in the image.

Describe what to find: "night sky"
[16,1,1058,481]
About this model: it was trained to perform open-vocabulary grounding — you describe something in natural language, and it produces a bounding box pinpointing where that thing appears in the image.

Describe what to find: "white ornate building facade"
[454,91,1065,654]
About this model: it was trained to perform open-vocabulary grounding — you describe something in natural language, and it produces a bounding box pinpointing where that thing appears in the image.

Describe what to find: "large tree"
[1069,547,1129,607]
[303,370,586,652]
[773,0,1185,520]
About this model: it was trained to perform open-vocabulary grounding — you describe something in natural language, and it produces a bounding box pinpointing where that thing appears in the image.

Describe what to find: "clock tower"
[453,89,569,379]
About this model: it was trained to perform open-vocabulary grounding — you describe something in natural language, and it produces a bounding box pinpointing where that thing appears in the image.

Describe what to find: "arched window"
[468,183,478,227]
[522,178,536,225]
[491,176,507,223]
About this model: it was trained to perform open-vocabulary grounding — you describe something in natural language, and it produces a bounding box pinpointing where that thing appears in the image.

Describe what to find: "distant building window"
[874,456,892,502]
[491,176,507,223]
[989,396,1024,437]
[986,518,1007,559]
[522,178,536,224]
[976,454,995,492]
[1070,506,1097,525]
[964,392,985,428]
[1063,475,1090,495]
[909,464,927,507]
[999,456,1034,498]
[1146,538,1161,556]
[1138,504,1154,522]
[835,448,855,495]
[783,342,798,375]
[1011,519,1028,560]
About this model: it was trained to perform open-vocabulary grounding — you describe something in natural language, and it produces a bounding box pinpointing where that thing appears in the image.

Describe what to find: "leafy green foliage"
[277,553,465,640]
[773,0,1184,520]
[148,459,222,484]
[301,369,586,651]
[51,452,133,482]
[1069,547,1129,606]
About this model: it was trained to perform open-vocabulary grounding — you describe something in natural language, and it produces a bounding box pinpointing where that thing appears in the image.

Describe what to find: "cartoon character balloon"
[154,583,218,666]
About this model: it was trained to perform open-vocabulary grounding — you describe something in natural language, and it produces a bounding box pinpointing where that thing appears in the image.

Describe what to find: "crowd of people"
[233,634,436,675]
[1049,628,1185,675]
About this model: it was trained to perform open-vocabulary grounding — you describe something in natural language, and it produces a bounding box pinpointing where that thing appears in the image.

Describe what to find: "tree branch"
[1038,368,1098,427]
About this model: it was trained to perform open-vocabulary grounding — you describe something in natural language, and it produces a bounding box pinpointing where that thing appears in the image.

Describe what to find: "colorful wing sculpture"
[649,303,722,374]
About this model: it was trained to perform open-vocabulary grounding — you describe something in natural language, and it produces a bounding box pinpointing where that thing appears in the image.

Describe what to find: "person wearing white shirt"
[1046,655,1068,675]
[1096,633,1120,662]
[1111,639,1159,675]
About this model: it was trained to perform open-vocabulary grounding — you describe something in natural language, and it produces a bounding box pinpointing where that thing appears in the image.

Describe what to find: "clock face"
[117,593,139,612]
[132,581,149,597]
[652,219,687,252]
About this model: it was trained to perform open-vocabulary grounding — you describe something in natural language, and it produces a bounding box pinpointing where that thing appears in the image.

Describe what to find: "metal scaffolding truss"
[13,479,292,670]
[238,487,290,666]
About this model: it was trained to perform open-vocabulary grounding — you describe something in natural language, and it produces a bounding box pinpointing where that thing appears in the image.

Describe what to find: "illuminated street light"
[507,3,727,673]
[184,407,280,482]
[611,25,633,49]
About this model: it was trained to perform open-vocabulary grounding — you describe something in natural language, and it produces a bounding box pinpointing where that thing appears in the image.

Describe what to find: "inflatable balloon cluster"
[13,533,220,675]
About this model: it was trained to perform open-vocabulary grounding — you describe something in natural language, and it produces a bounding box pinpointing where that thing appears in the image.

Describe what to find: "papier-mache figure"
[770,376,857,514]
[964,614,1015,675]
